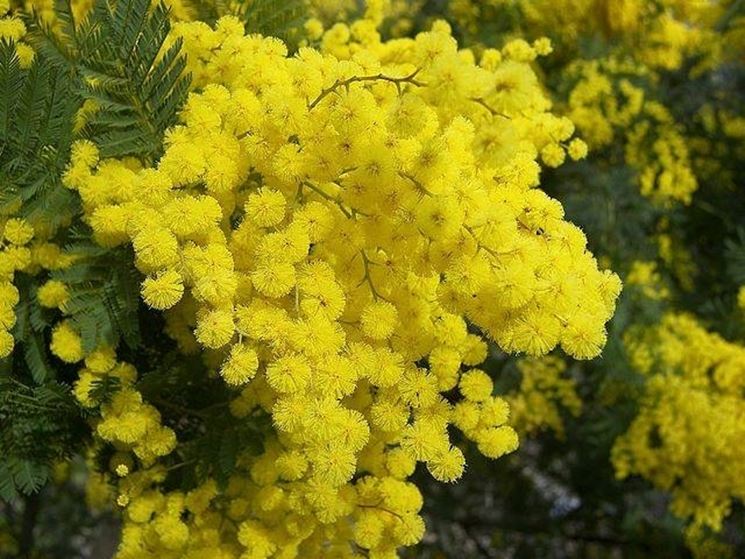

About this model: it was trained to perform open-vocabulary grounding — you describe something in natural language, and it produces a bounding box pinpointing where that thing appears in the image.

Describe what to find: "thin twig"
[309,69,424,110]
[470,97,511,119]
[301,180,353,218]
[399,171,434,196]
[358,250,387,301]
[358,503,404,521]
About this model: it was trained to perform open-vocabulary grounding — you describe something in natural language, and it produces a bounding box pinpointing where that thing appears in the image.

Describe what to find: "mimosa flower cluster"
[625,260,670,301]
[689,104,745,191]
[71,350,178,467]
[56,14,620,558]
[0,214,80,359]
[0,219,34,358]
[452,0,728,72]
[448,1,726,207]
[307,0,421,37]
[28,0,194,24]
[0,0,35,67]
[614,314,745,532]
[423,1,745,553]
[565,59,698,205]
[507,355,582,439]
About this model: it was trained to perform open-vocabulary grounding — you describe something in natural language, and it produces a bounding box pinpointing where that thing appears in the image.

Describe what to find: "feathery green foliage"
[2,0,193,507]
[236,0,308,48]
[51,241,142,353]
[0,376,85,499]
[0,41,80,232]
[28,0,191,159]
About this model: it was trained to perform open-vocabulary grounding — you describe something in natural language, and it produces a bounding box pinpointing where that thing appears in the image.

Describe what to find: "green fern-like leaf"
[0,461,18,501]
[0,41,80,231]
[10,459,49,495]
[237,0,308,48]
[51,242,141,353]
[0,41,26,138]
[12,295,55,384]
[88,374,122,406]
[28,0,191,159]
[0,376,85,497]
[725,228,745,285]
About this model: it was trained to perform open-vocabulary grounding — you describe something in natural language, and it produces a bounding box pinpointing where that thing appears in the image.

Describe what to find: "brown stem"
[19,492,40,557]
[309,69,424,110]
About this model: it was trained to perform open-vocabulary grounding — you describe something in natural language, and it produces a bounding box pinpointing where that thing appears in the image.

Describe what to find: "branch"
[300,180,353,218]
[19,492,40,557]
[470,97,511,119]
[399,171,434,196]
[358,502,404,521]
[358,250,388,302]
[309,69,423,110]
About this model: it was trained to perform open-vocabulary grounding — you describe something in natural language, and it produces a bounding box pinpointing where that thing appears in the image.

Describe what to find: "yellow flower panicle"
[464,0,726,72]
[0,5,35,68]
[58,14,620,559]
[73,350,176,466]
[508,355,582,439]
[0,218,35,357]
[614,314,745,532]
[566,59,698,205]
[626,259,670,300]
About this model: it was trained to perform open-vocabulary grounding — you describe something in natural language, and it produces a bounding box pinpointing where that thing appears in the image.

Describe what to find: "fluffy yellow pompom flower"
[220,343,259,386]
[0,329,13,358]
[3,218,34,245]
[360,300,398,340]
[265,353,312,393]
[0,304,15,330]
[459,369,493,402]
[37,280,69,309]
[482,397,511,426]
[354,512,385,549]
[561,316,608,359]
[50,321,84,363]
[477,425,520,458]
[194,308,234,348]
[250,261,296,298]
[237,520,276,557]
[115,464,129,477]
[415,197,464,240]
[568,138,589,160]
[541,142,566,167]
[533,37,553,56]
[0,16,25,42]
[427,446,466,482]
[245,187,287,227]
[85,346,117,374]
[141,270,184,310]
[70,139,100,168]
[15,43,34,68]
[0,281,19,306]
[132,227,180,272]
